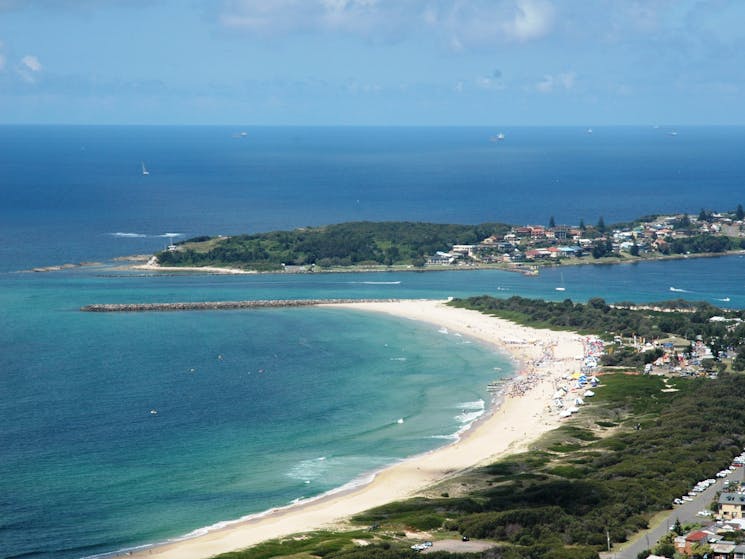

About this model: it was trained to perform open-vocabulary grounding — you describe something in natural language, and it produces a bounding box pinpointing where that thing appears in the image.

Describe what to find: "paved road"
[604,466,745,559]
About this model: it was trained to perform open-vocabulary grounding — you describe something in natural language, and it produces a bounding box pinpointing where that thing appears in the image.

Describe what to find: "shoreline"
[124,299,585,559]
[23,248,744,276]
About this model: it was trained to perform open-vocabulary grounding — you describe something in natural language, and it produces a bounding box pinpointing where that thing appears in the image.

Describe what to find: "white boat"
[555,272,566,291]
[141,162,150,176]
[586,128,593,134]
[490,132,505,142]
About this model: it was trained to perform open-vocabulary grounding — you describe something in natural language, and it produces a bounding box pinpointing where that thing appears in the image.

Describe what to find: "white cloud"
[536,71,575,93]
[17,54,42,83]
[218,0,556,47]
[219,0,390,37]
[21,54,42,72]
[503,0,555,41]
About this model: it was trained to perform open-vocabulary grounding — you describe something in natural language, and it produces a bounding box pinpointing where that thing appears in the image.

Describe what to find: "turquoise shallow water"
[3,126,745,558]
[4,256,745,558]
[0,275,508,559]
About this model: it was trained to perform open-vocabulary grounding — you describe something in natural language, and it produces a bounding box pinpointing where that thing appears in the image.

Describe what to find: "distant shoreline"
[124,299,585,559]
[19,247,744,276]
[125,248,744,276]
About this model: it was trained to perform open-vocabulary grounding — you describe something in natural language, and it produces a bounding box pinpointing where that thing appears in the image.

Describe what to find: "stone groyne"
[81,298,400,312]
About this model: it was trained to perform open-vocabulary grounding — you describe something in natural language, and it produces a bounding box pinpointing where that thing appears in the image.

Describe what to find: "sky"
[0,0,744,125]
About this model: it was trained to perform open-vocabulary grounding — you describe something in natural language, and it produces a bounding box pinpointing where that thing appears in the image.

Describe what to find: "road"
[604,466,745,559]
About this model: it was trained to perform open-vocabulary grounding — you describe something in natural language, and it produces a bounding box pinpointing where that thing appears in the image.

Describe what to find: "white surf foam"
[110,232,148,238]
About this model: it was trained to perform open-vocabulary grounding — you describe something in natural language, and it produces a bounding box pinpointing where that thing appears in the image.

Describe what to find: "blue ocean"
[2,126,745,559]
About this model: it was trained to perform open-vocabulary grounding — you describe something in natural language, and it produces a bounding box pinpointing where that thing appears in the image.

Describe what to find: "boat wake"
[669,287,689,293]
[715,297,731,302]
[110,232,183,239]
[111,232,148,238]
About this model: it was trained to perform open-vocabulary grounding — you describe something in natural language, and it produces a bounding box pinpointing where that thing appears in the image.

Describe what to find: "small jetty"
[80,298,399,313]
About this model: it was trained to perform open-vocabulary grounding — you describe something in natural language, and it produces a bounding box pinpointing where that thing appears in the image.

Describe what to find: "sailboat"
[555,272,566,291]
[141,162,150,176]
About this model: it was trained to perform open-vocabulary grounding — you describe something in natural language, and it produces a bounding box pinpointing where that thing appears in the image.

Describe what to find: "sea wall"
[80,299,400,312]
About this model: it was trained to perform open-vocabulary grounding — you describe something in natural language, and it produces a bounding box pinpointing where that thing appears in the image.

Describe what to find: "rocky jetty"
[81,298,400,312]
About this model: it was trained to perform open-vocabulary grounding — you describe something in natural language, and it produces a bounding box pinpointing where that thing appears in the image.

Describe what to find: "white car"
[673,498,684,505]
[683,496,693,502]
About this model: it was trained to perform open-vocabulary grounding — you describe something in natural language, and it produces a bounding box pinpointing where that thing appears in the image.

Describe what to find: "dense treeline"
[661,234,741,255]
[219,374,745,559]
[450,295,745,368]
[157,221,511,270]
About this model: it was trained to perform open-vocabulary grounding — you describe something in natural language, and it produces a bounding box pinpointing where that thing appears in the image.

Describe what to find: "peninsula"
[145,207,745,274]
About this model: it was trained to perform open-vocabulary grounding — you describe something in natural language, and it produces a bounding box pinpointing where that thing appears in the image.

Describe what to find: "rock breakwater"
[81,299,400,312]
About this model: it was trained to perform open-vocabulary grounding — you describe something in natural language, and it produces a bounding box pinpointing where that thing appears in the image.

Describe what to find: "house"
[452,245,477,258]
[719,493,745,520]
[427,252,453,265]
[712,541,736,559]
[733,543,745,559]
[675,529,721,555]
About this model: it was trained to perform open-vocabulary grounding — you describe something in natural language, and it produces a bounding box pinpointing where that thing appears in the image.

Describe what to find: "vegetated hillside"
[217,373,745,559]
[450,295,745,370]
[156,221,511,270]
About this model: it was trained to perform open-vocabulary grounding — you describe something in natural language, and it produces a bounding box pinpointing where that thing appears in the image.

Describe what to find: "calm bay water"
[2,126,745,559]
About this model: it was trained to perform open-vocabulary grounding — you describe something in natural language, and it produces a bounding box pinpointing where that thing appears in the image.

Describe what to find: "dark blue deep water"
[2,126,745,559]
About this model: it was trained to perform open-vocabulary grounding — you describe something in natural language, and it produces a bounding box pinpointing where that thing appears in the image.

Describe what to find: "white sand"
[132,257,256,275]
[129,300,584,559]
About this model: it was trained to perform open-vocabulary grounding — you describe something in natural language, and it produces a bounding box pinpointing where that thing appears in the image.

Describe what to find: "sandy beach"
[131,257,257,275]
[128,299,585,559]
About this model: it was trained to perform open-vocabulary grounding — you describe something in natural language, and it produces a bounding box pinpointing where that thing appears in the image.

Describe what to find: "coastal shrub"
[546,465,587,479]
[403,513,445,531]
[313,540,347,556]
[325,545,418,558]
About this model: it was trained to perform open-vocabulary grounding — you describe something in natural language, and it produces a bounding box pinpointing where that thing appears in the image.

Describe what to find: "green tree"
[677,214,692,229]
[549,215,556,228]
[597,216,606,233]
[579,218,586,231]
[737,204,745,220]
[630,241,640,256]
